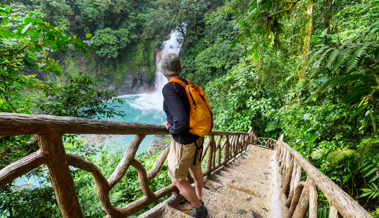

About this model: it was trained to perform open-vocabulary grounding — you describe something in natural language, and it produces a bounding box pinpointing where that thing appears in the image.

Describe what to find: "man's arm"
[162,85,189,134]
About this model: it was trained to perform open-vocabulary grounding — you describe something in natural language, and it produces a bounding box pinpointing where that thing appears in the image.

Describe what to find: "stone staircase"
[139,145,283,218]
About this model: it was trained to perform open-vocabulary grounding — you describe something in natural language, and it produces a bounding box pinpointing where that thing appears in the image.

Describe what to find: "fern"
[296,50,314,71]
[310,148,325,160]
[313,48,335,70]
[109,191,123,204]
[347,44,369,73]
[327,147,356,166]
[336,45,354,68]
[326,49,340,69]
[300,47,329,73]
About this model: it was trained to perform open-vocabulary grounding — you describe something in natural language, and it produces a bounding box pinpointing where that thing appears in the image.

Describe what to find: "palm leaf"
[364,167,379,178]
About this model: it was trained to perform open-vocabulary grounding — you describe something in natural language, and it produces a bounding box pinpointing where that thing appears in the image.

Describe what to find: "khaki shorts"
[167,137,204,181]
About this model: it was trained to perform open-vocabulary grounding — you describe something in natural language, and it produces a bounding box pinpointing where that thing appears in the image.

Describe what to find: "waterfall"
[154,30,184,94]
[127,30,184,113]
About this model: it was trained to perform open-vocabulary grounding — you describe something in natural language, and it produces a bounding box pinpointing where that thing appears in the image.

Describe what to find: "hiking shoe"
[185,207,209,218]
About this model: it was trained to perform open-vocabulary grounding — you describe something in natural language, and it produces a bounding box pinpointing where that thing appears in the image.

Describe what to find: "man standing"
[159,53,209,218]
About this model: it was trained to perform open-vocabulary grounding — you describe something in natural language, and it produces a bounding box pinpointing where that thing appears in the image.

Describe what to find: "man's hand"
[162,121,171,130]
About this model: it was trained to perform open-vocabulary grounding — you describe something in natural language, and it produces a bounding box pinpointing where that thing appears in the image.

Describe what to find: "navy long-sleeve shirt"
[162,78,199,144]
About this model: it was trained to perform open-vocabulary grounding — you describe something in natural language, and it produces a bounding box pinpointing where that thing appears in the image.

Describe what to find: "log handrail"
[275,134,373,218]
[0,113,248,136]
[0,113,253,218]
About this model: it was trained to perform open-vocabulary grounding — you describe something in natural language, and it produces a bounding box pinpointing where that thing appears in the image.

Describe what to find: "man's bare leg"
[172,179,202,207]
[190,166,203,200]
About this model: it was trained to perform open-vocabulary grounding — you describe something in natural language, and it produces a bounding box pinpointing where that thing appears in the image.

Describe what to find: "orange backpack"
[169,79,213,137]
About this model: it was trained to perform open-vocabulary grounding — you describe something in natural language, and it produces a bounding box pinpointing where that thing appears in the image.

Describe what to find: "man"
[159,52,209,218]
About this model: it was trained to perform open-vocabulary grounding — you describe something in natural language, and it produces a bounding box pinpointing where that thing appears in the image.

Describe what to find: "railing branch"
[130,159,155,199]
[329,206,339,218]
[286,162,302,207]
[0,150,48,188]
[309,179,318,218]
[292,177,311,218]
[66,154,119,216]
[147,146,170,181]
[286,182,305,218]
[108,134,145,189]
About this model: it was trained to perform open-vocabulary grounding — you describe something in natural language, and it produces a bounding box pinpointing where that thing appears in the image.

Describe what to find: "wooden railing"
[275,134,373,218]
[0,113,256,218]
[257,137,277,149]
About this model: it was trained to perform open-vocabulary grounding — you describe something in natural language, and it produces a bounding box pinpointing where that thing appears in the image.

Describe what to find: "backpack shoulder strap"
[169,79,192,88]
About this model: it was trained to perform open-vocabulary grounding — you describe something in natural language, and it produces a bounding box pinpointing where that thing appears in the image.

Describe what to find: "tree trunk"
[324,0,333,32]
[299,0,314,81]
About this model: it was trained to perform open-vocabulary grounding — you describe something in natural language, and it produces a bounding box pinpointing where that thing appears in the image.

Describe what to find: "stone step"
[222,166,275,186]
[162,206,193,218]
[216,169,274,190]
[204,180,270,217]
[201,187,253,217]
[172,188,251,218]
[245,147,275,159]
[210,173,272,200]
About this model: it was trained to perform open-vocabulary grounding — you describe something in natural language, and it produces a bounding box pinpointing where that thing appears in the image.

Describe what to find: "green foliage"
[38,74,125,119]
[361,183,379,200]
[206,55,281,136]
[326,146,356,166]
[0,3,95,111]
[92,28,130,58]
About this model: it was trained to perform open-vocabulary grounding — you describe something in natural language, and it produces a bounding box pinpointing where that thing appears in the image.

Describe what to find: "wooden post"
[228,135,234,160]
[211,137,216,170]
[222,135,230,165]
[292,178,311,218]
[205,135,214,176]
[282,158,294,193]
[39,130,83,218]
[309,179,318,218]
[286,182,305,218]
[216,136,223,168]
